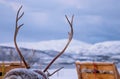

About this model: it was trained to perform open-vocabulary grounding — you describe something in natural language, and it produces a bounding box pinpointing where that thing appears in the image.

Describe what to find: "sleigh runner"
[75,61,120,79]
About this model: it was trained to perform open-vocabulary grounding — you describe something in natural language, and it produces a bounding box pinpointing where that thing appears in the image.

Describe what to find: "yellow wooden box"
[0,61,25,79]
[75,61,120,79]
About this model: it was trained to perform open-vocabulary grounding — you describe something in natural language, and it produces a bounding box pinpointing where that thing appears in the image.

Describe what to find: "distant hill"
[0,39,120,67]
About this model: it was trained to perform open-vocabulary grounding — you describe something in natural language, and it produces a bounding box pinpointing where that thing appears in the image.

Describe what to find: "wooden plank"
[75,61,120,79]
[0,61,25,79]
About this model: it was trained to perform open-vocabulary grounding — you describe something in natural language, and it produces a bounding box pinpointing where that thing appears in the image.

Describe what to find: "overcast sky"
[0,0,120,44]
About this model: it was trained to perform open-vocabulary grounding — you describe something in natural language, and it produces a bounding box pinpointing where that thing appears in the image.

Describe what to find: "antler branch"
[14,5,30,69]
[43,15,74,72]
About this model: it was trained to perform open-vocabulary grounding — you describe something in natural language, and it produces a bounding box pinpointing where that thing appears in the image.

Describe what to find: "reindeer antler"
[14,5,30,69]
[43,15,74,72]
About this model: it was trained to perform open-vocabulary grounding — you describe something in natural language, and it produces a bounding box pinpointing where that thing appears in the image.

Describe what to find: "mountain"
[1,39,120,55]
[0,39,92,54]
[0,39,120,68]
[88,41,120,55]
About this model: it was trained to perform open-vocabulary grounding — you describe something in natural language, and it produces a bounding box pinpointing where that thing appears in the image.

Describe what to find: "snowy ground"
[49,67,120,79]
[49,68,77,79]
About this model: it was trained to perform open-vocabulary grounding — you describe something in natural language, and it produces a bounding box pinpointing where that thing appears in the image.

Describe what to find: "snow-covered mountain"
[1,39,120,55]
[88,41,120,55]
[0,39,92,54]
[0,39,120,68]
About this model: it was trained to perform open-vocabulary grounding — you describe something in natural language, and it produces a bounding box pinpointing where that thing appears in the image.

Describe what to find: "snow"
[49,67,120,79]
[49,68,77,79]
[1,39,120,55]
[1,39,120,79]
[4,67,120,79]
[88,41,120,55]
[1,39,120,66]
[0,39,91,54]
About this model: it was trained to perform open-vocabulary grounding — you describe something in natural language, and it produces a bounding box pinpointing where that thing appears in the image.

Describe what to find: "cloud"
[22,0,120,27]
[9,2,20,12]
[25,12,49,27]
[53,0,80,9]
[0,0,21,12]
[77,15,103,25]
[0,0,120,43]
[0,0,5,4]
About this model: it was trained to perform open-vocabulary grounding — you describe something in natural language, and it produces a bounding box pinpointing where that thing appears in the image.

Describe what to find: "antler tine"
[65,15,74,40]
[14,5,30,69]
[43,15,74,72]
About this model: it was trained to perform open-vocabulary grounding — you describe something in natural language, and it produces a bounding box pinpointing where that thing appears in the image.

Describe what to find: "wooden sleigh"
[75,61,120,79]
[0,61,25,79]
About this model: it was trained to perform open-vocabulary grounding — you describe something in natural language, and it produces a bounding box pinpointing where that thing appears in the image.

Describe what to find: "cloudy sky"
[0,0,120,44]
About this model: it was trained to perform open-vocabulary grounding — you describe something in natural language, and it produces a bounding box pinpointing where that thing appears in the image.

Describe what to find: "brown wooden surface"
[75,61,120,79]
[0,61,25,79]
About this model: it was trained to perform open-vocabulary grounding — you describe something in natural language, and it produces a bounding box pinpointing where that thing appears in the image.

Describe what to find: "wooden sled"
[0,61,25,79]
[75,61,120,79]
